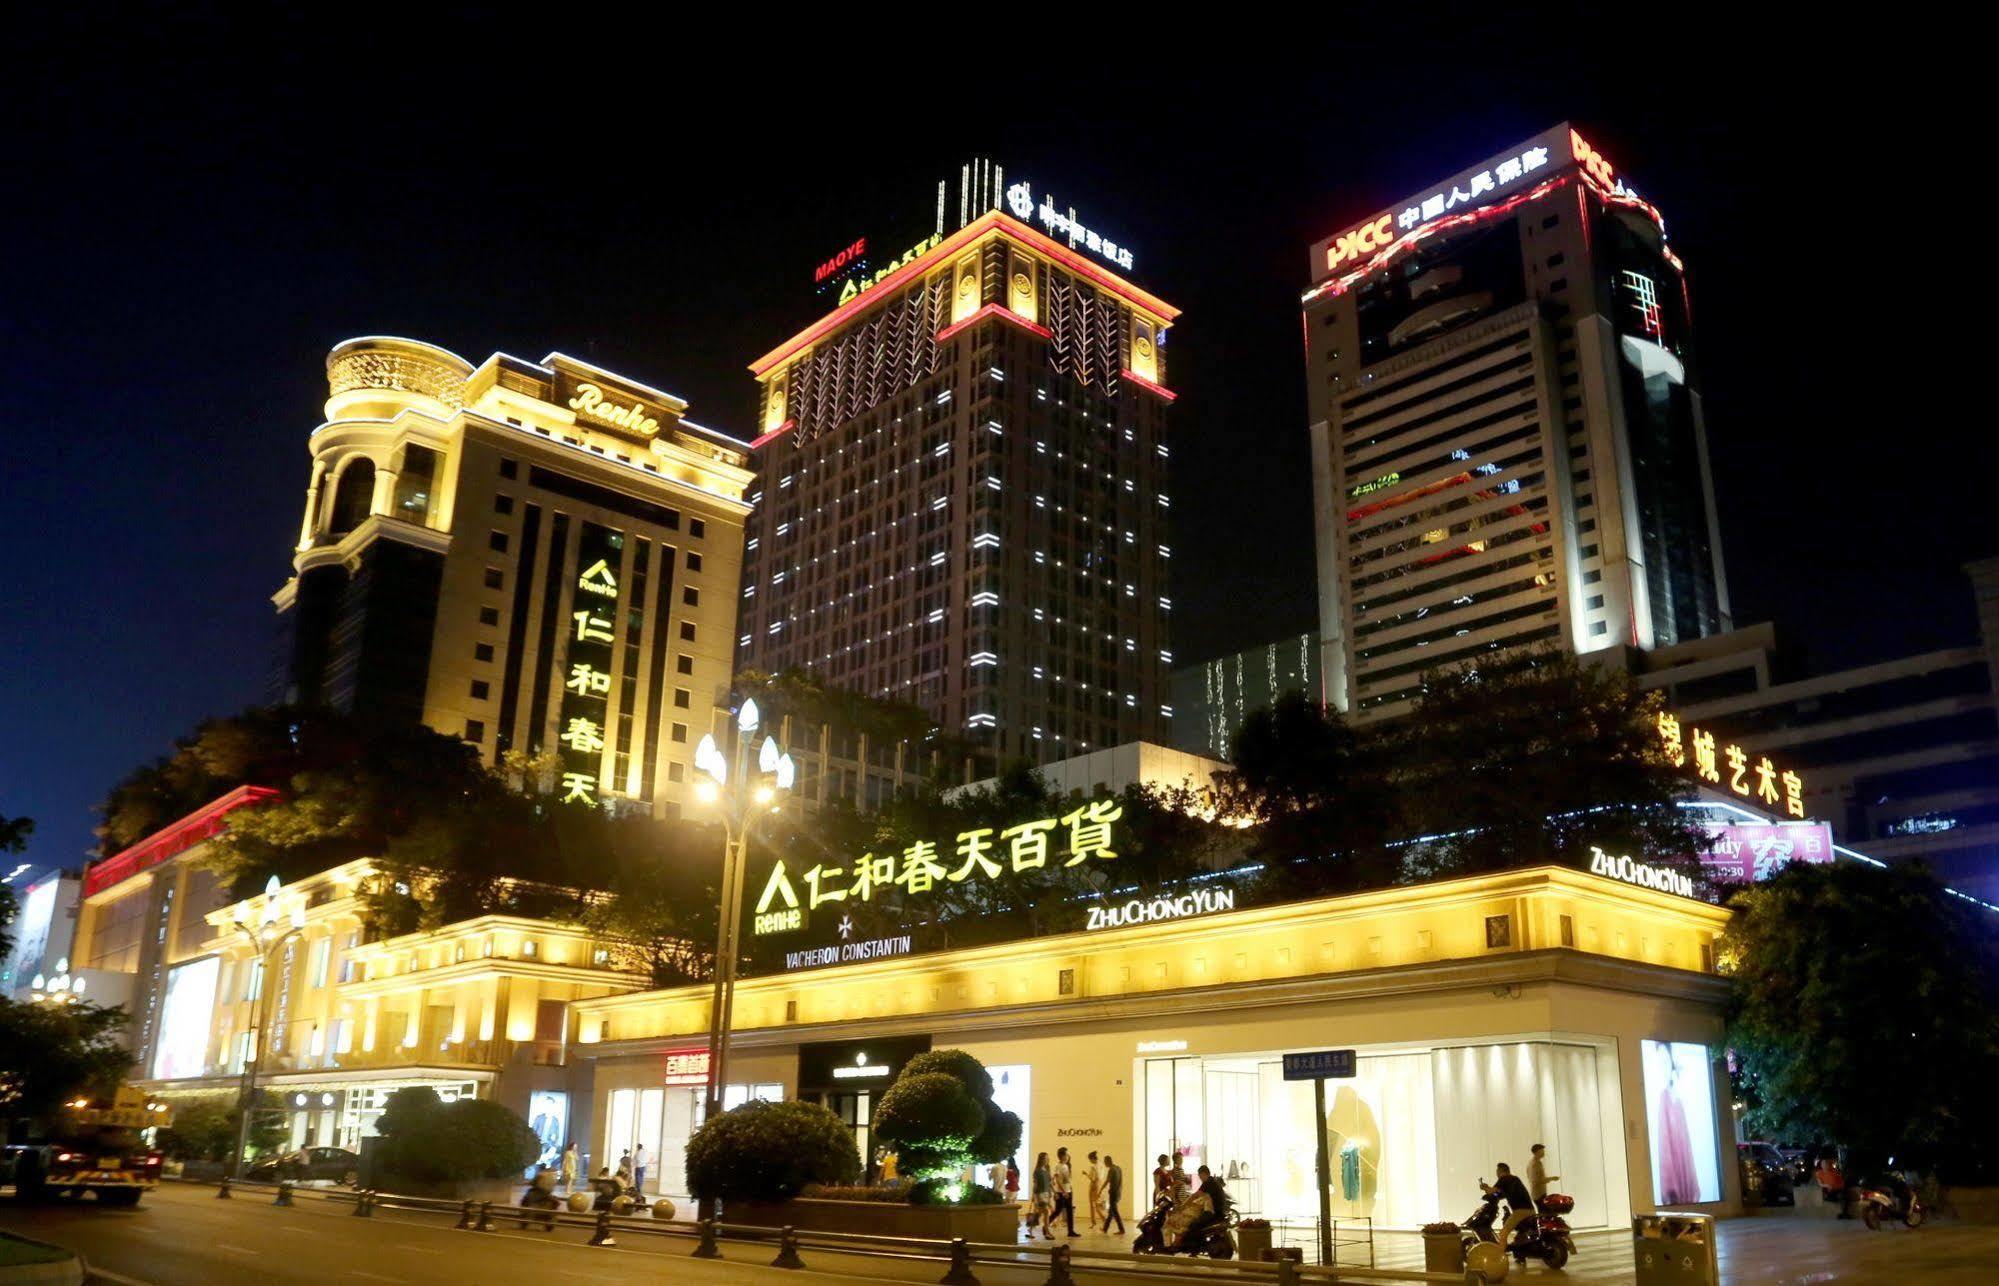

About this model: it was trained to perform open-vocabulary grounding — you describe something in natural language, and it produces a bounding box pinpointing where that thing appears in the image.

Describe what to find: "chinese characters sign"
[558,523,623,807]
[1699,823,1834,884]
[1657,713,1808,819]
[663,1047,710,1086]
[1006,180,1135,271]
[751,799,1124,936]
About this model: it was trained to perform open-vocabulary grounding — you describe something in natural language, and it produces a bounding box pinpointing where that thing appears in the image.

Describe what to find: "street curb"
[0,1232,84,1286]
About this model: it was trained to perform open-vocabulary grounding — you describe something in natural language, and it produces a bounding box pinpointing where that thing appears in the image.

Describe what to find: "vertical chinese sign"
[559,523,622,806]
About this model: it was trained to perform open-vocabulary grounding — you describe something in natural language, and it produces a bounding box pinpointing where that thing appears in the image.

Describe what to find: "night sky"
[2,14,1982,881]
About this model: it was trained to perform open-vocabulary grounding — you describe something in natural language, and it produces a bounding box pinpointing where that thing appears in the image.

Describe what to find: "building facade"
[738,198,1180,765]
[276,338,755,816]
[1172,632,1321,760]
[1304,125,1731,721]
[576,864,1740,1223]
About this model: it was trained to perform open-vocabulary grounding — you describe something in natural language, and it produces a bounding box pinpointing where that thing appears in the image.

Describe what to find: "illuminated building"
[1172,632,1320,760]
[277,338,755,815]
[739,178,1179,766]
[1304,125,1731,720]
[575,863,1742,1221]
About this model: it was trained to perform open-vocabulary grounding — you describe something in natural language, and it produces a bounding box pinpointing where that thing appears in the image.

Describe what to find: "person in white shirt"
[1086,1151,1105,1230]
[1052,1146,1078,1236]
[1527,1143,1560,1201]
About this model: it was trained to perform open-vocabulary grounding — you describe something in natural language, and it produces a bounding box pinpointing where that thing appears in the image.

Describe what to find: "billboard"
[1700,822,1834,883]
[2,875,61,992]
[151,955,221,1080]
[1641,1040,1721,1205]
[527,1090,568,1171]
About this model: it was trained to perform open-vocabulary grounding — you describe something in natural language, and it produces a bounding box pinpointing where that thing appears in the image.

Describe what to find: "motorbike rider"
[1476,1163,1537,1247]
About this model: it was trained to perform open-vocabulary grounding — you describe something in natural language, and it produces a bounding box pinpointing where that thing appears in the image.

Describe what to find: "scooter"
[1854,1173,1925,1230]
[1132,1192,1237,1258]
[517,1169,561,1230]
[1461,1189,1577,1271]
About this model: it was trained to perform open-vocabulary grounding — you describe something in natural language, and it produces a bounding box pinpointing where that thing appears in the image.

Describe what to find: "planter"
[1237,1223,1273,1260]
[1424,1232,1466,1272]
[727,1197,1021,1243]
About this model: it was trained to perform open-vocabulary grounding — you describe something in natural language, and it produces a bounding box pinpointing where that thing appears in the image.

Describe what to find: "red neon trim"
[1121,369,1177,402]
[1304,174,1575,305]
[83,785,280,896]
[935,303,1053,344]
[751,211,1178,377]
[749,420,795,451]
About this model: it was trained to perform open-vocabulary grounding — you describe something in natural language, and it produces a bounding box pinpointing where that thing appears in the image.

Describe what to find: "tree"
[873,1049,1022,1203]
[370,1086,540,1183]
[684,1099,860,1201]
[0,811,29,960]
[1216,692,1402,898]
[1394,653,1707,882]
[1724,861,1999,1178]
[0,999,131,1127]
[157,1091,285,1162]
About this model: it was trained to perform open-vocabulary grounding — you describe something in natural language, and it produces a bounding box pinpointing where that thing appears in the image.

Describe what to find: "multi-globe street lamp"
[689,696,793,1216]
[28,957,85,1005]
[229,874,307,1178]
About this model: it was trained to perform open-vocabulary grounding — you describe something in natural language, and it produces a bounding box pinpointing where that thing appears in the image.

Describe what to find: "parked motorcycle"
[1854,1173,1925,1231]
[1461,1189,1577,1271]
[1132,1192,1237,1258]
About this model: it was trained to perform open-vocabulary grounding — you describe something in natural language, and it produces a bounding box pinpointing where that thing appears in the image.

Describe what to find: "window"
[1546,252,1565,268]
[667,762,684,782]
[474,643,495,662]
[690,518,705,538]
[673,688,691,709]
[499,458,518,479]
[686,551,703,572]
[522,940,539,958]
[676,655,693,675]
[495,494,514,515]
[670,723,688,743]
[683,586,700,607]
[679,622,696,641]
[465,719,485,742]
[470,680,490,700]
[489,530,509,553]
[478,606,500,626]
[483,567,503,590]
[1589,621,1608,636]
[310,938,331,988]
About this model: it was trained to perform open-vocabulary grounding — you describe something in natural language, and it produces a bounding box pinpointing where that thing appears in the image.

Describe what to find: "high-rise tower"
[739,175,1179,765]
[276,337,755,815]
[1303,124,1730,720]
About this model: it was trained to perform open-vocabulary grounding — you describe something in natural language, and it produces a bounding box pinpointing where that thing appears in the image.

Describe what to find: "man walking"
[1526,1143,1559,1202]
[633,1143,648,1195]
[1103,1155,1127,1234]
[1052,1146,1079,1237]
[1086,1151,1104,1230]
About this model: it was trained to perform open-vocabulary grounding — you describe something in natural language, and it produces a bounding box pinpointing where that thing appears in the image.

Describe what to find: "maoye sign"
[751,800,1124,936]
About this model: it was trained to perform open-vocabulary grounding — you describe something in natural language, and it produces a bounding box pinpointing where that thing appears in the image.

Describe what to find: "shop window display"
[1640,1041,1719,1204]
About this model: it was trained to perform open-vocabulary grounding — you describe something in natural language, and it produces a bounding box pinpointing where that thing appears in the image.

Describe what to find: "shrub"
[684,1099,860,1201]
[372,1087,539,1183]
[873,1048,1022,1203]
[899,1049,994,1100]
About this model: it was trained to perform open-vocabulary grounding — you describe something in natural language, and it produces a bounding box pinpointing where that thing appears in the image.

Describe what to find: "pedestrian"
[1053,1146,1079,1237]
[615,1151,633,1192]
[1104,1154,1126,1234]
[1005,1157,1021,1203]
[1031,1152,1055,1239]
[1152,1153,1172,1203]
[1168,1153,1190,1201]
[559,1141,579,1194]
[1087,1150,1105,1230]
[1527,1143,1560,1201]
[633,1143,648,1195]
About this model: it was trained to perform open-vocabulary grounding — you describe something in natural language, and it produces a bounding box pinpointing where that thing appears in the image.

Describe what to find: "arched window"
[327,458,376,536]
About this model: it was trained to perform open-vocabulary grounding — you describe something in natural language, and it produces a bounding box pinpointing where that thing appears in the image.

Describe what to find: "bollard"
[351,1189,372,1217]
[474,1201,493,1233]
[455,1199,476,1229]
[771,1225,805,1270]
[216,1176,232,1199]
[691,1218,721,1259]
[1274,1254,1300,1286]
[939,1236,979,1286]
[589,1209,616,1247]
[274,1181,294,1207]
[1043,1242,1074,1286]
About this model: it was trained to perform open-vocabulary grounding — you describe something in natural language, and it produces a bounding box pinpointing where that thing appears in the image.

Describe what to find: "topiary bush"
[684,1099,860,1201]
[372,1087,540,1183]
[872,1048,1022,1203]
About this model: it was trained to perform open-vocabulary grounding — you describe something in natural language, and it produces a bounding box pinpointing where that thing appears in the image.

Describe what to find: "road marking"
[392,1244,444,1254]
[349,1273,404,1284]
[215,1244,257,1256]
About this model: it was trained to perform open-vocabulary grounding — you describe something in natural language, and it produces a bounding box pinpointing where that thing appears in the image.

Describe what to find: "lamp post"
[689,697,794,1218]
[28,957,85,1005]
[229,875,307,1178]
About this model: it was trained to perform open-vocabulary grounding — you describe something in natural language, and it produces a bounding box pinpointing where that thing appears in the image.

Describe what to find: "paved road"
[5,1181,1998,1284]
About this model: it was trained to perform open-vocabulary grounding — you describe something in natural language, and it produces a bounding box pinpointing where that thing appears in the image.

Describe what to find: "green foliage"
[872,1049,1020,1202]
[1724,861,1999,1177]
[155,1091,283,1162]
[900,1049,994,1100]
[370,1086,540,1183]
[684,1099,860,1200]
[0,999,131,1126]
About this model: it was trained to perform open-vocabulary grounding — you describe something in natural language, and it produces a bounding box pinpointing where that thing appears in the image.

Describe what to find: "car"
[246,1145,359,1186]
[1738,1142,1796,1206]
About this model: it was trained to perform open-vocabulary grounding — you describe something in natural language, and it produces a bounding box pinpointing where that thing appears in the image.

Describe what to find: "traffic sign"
[1282,1049,1357,1081]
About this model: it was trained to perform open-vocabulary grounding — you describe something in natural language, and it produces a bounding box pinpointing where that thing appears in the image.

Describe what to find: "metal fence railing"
[206,1177,1483,1285]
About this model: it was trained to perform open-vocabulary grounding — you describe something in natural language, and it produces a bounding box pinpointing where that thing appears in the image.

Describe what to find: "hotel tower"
[1303,124,1731,720]
[738,172,1180,764]
[275,338,755,816]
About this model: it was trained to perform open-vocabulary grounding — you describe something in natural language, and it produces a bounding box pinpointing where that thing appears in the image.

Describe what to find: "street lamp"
[690,697,794,1217]
[229,874,307,1178]
[29,957,85,1005]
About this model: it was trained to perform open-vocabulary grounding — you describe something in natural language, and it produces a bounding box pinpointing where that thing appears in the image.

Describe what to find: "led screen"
[1641,1040,1720,1205]
[152,955,221,1080]
[528,1090,568,1170]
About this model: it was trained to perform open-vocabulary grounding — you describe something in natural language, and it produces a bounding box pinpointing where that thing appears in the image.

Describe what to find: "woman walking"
[1031,1152,1056,1240]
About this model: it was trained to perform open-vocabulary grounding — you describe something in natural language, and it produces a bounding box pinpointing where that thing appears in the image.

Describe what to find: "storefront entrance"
[1140,1039,1619,1230]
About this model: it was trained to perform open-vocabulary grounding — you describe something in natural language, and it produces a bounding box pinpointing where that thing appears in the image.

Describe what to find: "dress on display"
[1655,1082,1699,1203]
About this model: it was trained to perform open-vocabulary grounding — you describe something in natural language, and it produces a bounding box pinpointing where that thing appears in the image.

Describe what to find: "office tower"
[1303,124,1730,720]
[738,175,1179,764]
[276,337,754,815]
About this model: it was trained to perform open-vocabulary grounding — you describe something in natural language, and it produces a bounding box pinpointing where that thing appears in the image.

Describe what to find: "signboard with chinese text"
[1282,1049,1357,1081]
[557,523,624,806]
[663,1046,710,1087]
[1657,713,1809,818]
[1699,822,1834,883]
